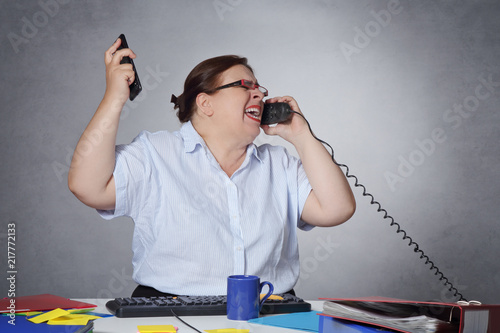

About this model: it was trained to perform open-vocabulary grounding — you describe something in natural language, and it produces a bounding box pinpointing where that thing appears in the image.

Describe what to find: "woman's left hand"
[260,96,311,144]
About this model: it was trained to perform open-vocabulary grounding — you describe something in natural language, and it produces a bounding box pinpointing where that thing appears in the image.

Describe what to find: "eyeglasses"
[213,79,268,96]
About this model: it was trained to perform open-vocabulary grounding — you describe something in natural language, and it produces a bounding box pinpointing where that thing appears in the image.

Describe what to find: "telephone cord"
[291,111,467,302]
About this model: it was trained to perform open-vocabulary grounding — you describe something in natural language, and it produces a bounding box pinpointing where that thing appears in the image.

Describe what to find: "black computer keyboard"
[106,293,311,318]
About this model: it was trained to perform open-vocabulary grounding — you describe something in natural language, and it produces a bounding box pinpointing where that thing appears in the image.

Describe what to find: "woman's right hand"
[103,38,137,107]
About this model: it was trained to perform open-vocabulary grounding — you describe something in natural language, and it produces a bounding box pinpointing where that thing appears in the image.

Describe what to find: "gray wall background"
[1,0,499,304]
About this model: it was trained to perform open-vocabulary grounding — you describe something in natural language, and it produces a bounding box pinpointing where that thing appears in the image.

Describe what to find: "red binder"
[0,294,96,313]
[319,296,500,333]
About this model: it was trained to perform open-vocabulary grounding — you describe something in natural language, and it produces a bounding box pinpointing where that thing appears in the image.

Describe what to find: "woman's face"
[209,65,266,144]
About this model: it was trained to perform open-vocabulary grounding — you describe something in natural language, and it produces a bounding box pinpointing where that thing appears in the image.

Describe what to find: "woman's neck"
[192,119,249,177]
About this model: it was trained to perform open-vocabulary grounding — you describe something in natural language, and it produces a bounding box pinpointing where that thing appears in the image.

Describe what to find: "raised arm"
[68,38,137,210]
[261,96,356,227]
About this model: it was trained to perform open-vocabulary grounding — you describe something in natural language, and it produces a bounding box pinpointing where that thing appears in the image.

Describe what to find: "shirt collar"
[180,121,264,163]
[180,121,205,153]
[246,143,264,164]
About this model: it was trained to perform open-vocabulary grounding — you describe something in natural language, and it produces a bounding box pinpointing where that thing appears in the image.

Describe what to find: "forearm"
[293,131,356,226]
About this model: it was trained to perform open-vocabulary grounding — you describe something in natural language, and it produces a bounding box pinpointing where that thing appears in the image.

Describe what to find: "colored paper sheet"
[8,311,43,316]
[26,311,43,316]
[68,308,95,314]
[204,329,250,333]
[137,324,177,332]
[248,311,320,332]
[0,315,93,333]
[0,294,96,313]
[72,311,114,318]
[319,316,388,333]
[48,316,90,326]
[47,313,102,325]
[28,308,70,324]
[260,294,283,300]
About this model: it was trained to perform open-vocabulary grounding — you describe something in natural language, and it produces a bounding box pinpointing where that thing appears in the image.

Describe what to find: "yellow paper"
[68,308,95,314]
[48,316,89,325]
[260,294,283,300]
[67,314,101,321]
[47,313,101,325]
[28,308,70,324]
[204,329,250,333]
[14,311,43,316]
[137,324,177,332]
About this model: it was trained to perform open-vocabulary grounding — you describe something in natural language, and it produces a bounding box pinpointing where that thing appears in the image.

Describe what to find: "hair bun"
[170,94,179,108]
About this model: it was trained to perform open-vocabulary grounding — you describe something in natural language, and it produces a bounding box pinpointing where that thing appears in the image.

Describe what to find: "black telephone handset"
[116,34,142,101]
[261,102,293,125]
[262,101,467,301]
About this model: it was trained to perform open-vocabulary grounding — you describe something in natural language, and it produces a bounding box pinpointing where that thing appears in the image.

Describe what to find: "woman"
[68,38,356,297]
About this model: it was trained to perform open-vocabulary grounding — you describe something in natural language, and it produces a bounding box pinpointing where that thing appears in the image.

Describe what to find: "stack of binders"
[318,296,500,333]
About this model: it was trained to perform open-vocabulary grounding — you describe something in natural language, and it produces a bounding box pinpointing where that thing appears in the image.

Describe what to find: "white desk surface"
[75,299,324,333]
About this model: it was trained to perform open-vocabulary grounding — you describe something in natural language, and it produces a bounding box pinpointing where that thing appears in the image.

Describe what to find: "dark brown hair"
[172,55,253,123]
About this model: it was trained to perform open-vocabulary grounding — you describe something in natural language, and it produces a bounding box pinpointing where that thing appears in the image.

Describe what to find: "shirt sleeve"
[272,145,314,231]
[296,158,314,231]
[97,131,153,220]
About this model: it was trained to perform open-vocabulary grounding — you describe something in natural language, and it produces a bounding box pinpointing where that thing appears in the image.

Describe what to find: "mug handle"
[258,281,274,311]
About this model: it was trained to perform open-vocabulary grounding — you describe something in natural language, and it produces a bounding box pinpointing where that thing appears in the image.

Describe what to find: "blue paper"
[248,311,320,332]
[0,315,92,332]
[319,316,392,333]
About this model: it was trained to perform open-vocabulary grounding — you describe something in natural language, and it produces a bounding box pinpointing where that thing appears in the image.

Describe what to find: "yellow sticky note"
[137,324,177,332]
[204,329,250,333]
[260,294,283,300]
[68,313,101,320]
[47,313,101,325]
[28,308,70,324]
[48,315,89,325]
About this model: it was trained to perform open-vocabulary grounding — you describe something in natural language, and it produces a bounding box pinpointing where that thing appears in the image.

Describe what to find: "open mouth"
[244,105,261,122]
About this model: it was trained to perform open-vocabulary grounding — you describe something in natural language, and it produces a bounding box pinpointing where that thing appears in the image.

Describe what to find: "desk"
[75,299,324,333]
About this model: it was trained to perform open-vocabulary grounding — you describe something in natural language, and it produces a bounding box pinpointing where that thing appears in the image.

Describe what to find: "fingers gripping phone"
[117,34,142,101]
[260,102,293,125]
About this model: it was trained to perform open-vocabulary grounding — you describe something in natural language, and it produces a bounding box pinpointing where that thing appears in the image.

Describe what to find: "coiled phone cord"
[291,111,467,302]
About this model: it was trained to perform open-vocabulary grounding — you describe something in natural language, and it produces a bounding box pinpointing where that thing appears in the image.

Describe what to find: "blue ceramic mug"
[227,275,274,321]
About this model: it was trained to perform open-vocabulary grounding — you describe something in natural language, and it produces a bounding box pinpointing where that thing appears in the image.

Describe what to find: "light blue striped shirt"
[98,121,313,295]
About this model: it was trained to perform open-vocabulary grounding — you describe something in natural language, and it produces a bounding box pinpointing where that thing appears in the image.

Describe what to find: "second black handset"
[117,34,142,101]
